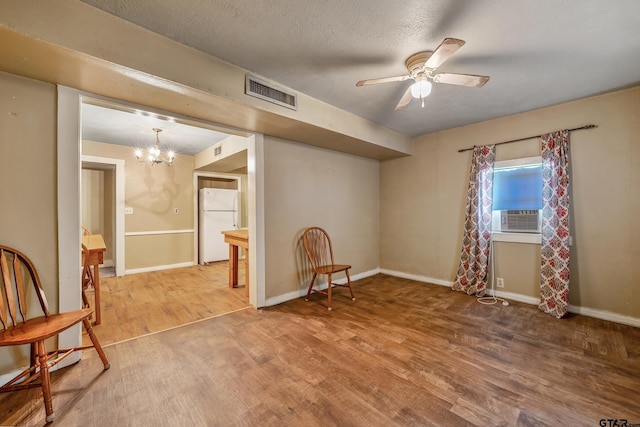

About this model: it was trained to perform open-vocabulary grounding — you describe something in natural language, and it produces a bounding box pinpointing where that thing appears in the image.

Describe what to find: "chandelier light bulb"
[135,128,175,166]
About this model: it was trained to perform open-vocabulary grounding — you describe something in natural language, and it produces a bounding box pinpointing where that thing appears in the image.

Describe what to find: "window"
[492,156,542,243]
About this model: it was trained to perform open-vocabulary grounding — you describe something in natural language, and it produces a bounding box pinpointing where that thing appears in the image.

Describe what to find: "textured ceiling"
[80,0,640,139]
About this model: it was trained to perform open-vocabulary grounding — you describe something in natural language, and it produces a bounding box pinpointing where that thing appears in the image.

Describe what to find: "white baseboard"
[378,269,454,288]
[380,268,640,328]
[485,288,541,305]
[265,268,380,307]
[567,305,640,328]
[125,261,194,275]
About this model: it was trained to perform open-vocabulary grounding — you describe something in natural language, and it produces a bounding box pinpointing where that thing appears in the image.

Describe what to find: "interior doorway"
[58,88,265,334]
[81,155,125,277]
[194,174,245,266]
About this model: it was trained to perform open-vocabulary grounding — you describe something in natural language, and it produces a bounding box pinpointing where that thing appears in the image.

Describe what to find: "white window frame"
[491,156,542,245]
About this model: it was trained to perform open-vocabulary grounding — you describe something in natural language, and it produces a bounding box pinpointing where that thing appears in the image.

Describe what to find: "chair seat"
[314,264,351,275]
[0,308,94,346]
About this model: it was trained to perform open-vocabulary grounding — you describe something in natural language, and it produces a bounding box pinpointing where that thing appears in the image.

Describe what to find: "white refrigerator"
[198,188,238,264]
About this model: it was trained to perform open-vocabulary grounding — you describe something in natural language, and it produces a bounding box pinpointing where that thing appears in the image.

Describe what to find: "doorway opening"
[57,86,266,352]
[81,155,125,277]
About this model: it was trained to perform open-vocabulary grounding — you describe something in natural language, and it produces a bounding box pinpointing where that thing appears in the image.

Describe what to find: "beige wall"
[2,52,637,383]
[83,140,195,270]
[380,86,640,318]
[263,136,380,301]
[0,71,57,372]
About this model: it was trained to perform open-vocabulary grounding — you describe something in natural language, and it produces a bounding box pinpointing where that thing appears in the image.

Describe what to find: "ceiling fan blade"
[356,75,410,87]
[394,87,414,111]
[433,72,490,88]
[424,38,465,70]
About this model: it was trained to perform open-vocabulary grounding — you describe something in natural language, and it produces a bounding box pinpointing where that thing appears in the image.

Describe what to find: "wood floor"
[83,261,250,346]
[1,271,639,426]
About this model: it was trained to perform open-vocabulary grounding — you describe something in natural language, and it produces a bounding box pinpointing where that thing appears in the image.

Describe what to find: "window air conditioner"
[500,210,540,233]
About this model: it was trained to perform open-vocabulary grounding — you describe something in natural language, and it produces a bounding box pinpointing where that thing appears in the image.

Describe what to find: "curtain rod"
[457,124,597,153]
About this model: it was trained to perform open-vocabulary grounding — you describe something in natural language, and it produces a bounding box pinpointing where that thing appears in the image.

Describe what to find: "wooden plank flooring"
[1,272,639,426]
[83,261,249,346]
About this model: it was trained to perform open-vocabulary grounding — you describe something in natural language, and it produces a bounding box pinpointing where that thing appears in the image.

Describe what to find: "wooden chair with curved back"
[301,227,355,310]
[0,244,110,423]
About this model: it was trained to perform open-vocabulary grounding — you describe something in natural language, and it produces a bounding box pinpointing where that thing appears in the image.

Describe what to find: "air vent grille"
[245,75,297,110]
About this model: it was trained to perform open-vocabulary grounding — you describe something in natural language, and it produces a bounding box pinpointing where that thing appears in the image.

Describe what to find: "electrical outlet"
[125,207,133,215]
[496,277,505,288]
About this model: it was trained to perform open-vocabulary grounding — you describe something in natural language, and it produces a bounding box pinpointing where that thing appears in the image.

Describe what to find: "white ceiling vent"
[245,75,297,110]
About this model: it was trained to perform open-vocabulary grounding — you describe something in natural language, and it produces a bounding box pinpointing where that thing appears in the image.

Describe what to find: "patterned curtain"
[453,145,495,296]
[539,130,571,318]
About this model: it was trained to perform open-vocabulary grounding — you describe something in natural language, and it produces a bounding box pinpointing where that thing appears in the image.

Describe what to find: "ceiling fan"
[356,38,490,110]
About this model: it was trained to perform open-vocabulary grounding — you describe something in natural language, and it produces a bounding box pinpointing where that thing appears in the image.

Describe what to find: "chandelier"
[135,128,175,166]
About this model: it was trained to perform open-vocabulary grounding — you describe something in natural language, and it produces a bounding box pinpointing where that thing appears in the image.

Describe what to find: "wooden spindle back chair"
[0,244,109,423]
[301,227,355,310]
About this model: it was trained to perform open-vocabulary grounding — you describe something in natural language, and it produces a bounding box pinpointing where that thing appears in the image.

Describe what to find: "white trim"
[82,154,126,277]
[265,268,380,307]
[381,269,640,328]
[567,305,640,328]
[249,134,266,308]
[379,269,454,288]
[494,156,542,169]
[74,91,264,310]
[485,288,540,305]
[125,261,194,275]
[491,232,573,246]
[492,232,542,245]
[125,229,194,236]
[57,86,83,368]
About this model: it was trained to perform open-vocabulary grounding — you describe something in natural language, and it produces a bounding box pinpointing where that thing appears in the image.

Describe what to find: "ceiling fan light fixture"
[410,80,432,99]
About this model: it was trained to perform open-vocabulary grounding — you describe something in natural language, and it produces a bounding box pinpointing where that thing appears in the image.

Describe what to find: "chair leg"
[82,288,91,309]
[305,273,317,301]
[30,342,37,374]
[83,318,110,369]
[346,269,355,301]
[327,273,332,311]
[37,340,55,423]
